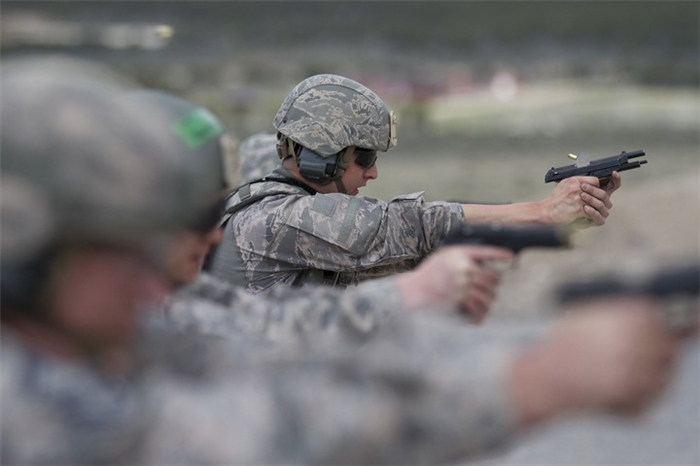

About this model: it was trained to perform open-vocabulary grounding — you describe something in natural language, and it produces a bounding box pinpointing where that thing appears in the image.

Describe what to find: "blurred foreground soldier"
[0,61,682,465]
[128,90,512,336]
[0,57,216,462]
[238,131,280,183]
[208,74,622,293]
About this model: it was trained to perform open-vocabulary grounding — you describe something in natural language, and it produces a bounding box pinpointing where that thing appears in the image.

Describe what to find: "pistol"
[545,149,647,187]
[555,264,700,332]
[443,224,571,254]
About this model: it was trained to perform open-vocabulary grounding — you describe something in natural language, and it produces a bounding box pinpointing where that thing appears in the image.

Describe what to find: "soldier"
[238,131,280,183]
[220,132,242,189]
[0,58,682,465]
[207,74,622,292]
[0,57,217,463]
[126,89,512,338]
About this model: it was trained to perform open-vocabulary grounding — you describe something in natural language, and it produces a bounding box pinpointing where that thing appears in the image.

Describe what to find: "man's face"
[49,245,168,346]
[340,150,379,196]
[162,227,224,288]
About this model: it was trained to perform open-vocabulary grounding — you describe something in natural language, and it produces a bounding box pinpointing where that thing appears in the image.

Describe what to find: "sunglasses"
[354,148,378,169]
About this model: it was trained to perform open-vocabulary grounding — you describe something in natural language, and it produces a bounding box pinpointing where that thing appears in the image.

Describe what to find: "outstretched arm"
[162,245,512,342]
[461,172,622,227]
[508,296,677,426]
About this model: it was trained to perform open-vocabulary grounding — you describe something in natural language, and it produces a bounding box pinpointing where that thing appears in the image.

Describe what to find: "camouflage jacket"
[155,271,404,344]
[0,331,151,464]
[1,314,517,465]
[207,166,465,292]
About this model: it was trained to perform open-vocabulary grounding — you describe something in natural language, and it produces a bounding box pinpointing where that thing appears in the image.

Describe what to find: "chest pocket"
[284,195,383,256]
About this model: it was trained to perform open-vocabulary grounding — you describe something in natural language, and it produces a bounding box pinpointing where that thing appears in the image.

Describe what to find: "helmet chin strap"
[330,145,355,194]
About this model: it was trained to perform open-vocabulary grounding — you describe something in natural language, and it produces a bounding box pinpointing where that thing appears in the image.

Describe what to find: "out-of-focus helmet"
[238,132,279,183]
[124,89,234,233]
[272,74,397,191]
[274,74,397,157]
[0,57,205,306]
[125,90,228,192]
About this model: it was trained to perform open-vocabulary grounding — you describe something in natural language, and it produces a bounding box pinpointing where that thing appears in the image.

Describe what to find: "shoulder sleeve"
[240,192,464,272]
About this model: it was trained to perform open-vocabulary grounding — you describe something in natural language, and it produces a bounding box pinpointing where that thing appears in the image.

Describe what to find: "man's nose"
[366,163,378,179]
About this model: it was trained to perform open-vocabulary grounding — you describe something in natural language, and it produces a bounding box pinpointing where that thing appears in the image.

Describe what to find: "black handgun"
[443,224,571,254]
[555,264,700,332]
[545,149,647,186]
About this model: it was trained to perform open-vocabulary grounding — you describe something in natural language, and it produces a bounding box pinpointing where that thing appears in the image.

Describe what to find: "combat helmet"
[124,90,232,233]
[238,132,279,184]
[0,58,206,310]
[273,74,397,193]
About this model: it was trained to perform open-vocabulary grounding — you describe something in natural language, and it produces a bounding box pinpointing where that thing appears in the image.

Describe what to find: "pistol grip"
[599,176,615,191]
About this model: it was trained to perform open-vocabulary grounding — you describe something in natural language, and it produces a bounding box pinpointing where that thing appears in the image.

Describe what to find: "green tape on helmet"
[172,108,224,149]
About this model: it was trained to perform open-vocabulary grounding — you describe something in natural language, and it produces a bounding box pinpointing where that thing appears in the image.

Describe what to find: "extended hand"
[510,297,678,428]
[397,245,513,323]
[541,172,621,228]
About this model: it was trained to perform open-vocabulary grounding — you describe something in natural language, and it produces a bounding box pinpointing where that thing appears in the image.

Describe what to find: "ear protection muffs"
[297,146,339,184]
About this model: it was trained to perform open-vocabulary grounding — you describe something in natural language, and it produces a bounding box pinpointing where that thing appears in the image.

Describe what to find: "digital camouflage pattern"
[220,133,242,189]
[0,60,204,254]
[2,312,518,464]
[273,74,397,157]
[0,331,151,464]
[207,165,465,292]
[155,271,404,344]
[238,132,280,183]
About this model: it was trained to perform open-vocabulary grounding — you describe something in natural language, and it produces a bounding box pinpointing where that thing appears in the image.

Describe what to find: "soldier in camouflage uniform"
[129,89,512,339]
[238,131,280,183]
[0,57,218,463]
[1,58,680,465]
[207,74,622,294]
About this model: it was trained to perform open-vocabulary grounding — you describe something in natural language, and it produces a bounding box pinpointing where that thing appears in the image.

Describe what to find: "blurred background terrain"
[2,0,697,317]
[2,1,698,464]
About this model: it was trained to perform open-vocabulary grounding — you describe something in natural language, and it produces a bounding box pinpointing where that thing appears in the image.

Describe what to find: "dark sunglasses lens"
[355,150,377,168]
[191,198,225,233]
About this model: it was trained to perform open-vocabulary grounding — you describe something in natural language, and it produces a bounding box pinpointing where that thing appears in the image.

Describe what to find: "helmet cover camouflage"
[273,74,397,158]
[0,57,203,264]
[220,133,241,189]
[238,132,279,183]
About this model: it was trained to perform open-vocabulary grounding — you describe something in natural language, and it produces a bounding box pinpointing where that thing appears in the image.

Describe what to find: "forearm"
[168,274,404,342]
[144,335,519,464]
[507,342,579,428]
[461,201,550,225]
[268,276,404,339]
